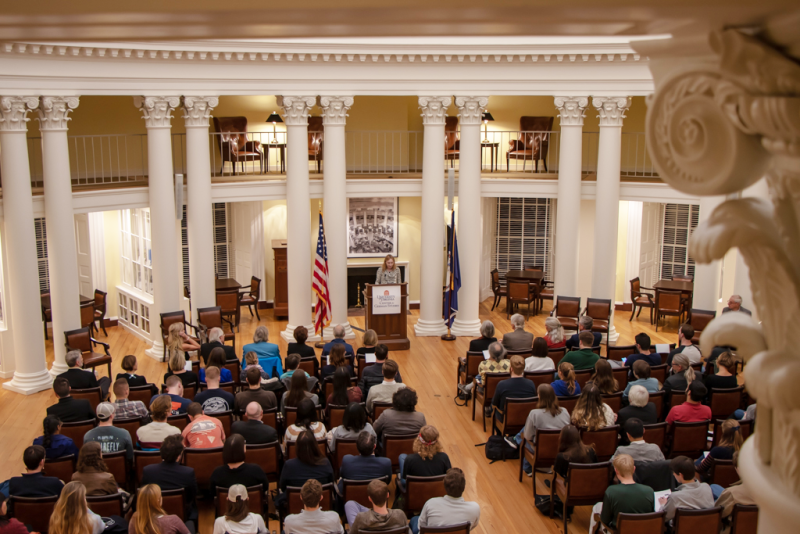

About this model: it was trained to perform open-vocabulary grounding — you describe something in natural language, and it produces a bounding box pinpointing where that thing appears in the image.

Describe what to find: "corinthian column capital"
[418,96,452,126]
[0,96,39,132]
[133,96,181,129]
[277,96,317,126]
[318,96,354,126]
[455,96,489,125]
[593,96,631,127]
[36,96,80,131]
[554,96,589,127]
[181,96,218,128]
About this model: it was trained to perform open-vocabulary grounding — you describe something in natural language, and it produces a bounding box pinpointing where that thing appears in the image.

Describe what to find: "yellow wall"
[615,201,630,303]
[103,210,121,315]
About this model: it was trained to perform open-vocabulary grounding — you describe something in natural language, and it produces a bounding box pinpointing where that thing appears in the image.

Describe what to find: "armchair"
[507,116,554,172]
[444,116,460,166]
[308,116,324,172]
[212,116,263,175]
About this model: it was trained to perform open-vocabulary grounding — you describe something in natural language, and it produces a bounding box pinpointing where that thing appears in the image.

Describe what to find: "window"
[119,208,153,295]
[492,197,554,282]
[660,203,699,280]
[35,217,50,293]
[180,202,230,289]
[181,205,189,289]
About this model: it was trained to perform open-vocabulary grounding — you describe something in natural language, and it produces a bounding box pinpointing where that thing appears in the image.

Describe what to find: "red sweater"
[666,401,711,424]
[0,518,30,534]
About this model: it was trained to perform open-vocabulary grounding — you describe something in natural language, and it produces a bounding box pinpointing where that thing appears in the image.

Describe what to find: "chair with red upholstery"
[212,116,264,175]
[196,306,236,348]
[506,116,554,172]
[65,327,112,379]
[239,276,262,321]
[554,296,581,333]
[630,277,655,324]
[584,298,612,341]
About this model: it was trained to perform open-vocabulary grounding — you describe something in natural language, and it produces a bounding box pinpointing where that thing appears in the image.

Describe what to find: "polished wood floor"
[0,298,689,534]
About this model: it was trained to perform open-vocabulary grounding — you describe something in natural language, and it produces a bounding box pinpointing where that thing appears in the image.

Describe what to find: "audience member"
[544,317,566,349]
[502,314,534,350]
[589,454,655,533]
[397,425,451,492]
[281,353,313,385]
[553,425,597,478]
[137,396,181,449]
[696,419,742,486]
[278,431,335,505]
[491,355,537,422]
[130,484,192,534]
[33,415,78,459]
[626,333,661,368]
[666,382,712,425]
[468,321,497,352]
[412,468,481,534]
[365,359,405,413]
[166,322,201,363]
[551,361,580,397]
[663,353,702,395]
[623,360,661,400]
[666,324,702,366]
[326,367,363,417]
[200,327,237,364]
[338,431,392,494]
[560,331,600,370]
[182,402,226,448]
[209,434,269,491]
[525,337,555,372]
[345,479,407,534]
[359,344,403,396]
[8,445,64,497]
[281,372,319,416]
[321,324,355,360]
[373,387,426,440]
[230,402,278,445]
[617,386,658,445]
[288,325,318,360]
[234,367,278,413]
[57,349,110,399]
[84,402,134,460]
[48,481,106,534]
[0,493,28,534]
[111,378,150,421]
[586,359,619,395]
[162,375,192,415]
[659,456,715,524]
[46,377,95,423]
[716,452,756,531]
[285,398,327,442]
[704,350,739,391]
[283,479,343,534]
[517,384,571,476]
[211,484,267,534]
[320,344,355,382]
[194,366,234,414]
[571,383,616,430]
[199,348,233,383]
[612,419,665,462]
[140,435,198,523]
[71,441,119,495]
[243,351,271,383]
[328,402,376,452]
[115,354,151,388]
[356,329,378,358]
[163,349,199,390]
[459,342,509,400]
[242,326,283,377]
[722,295,751,316]
[565,315,601,350]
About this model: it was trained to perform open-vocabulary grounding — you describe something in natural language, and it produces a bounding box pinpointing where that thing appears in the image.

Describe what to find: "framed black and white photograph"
[347,197,398,258]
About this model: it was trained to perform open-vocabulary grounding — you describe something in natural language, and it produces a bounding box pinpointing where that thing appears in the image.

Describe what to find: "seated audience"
[586,359,619,395]
[9,445,64,497]
[210,434,269,491]
[626,333,661,368]
[623,360,661,400]
[696,419,742,485]
[58,349,110,399]
[242,326,283,377]
[281,353,318,392]
[115,354,152,389]
[612,418,665,462]
[703,350,739,392]
[659,456,715,524]
[200,327,237,364]
[33,415,79,459]
[491,355,537,422]
[328,402,376,452]
[288,325,318,359]
[551,362,580,397]
[321,344,356,383]
[373,387,426,440]
[71,441,119,495]
[163,349,199,391]
[283,479,344,534]
[544,317,566,349]
[278,431,335,506]
[525,337,555,372]
[212,484,268,534]
[571,383,616,430]
[321,324,355,360]
[194,366,234,413]
[285,398,327,443]
[166,322,201,361]
[397,425,451,492]
[553,425,598,478]
[162,375,192,415]
[468,320,497,352]
[617,386,658,445]
[459,342,509,400]
[130,484,192,534]
[0,493,29,534]
[230,402,278,445]
[666,324,702,366]
[716,452,756,532]
[411,467,481,534]
[589,454,655,534]
[234,367,278,413]
[46,377,95,423]
[345,479,407,534]
[338,431,392,493]
[111,378,150,421]
[48,481,107,534]
[502,314,534,350]
[84,402,134,460]
[359,344,403,396]
[140,435,198,523]
[666,382,712,425]
[326,367,363,417]
[663,353,702,395]
[182,402,226,449]
[242,350,272,383]
[199,348,233,383]
[560,331,600,370]
[365,359,405,414]
[565,315,602,350]
[722,294,751,316]
[356,329,378,358]
[517,384,571,476]
[137,395,181,449]
[281,371,320,416]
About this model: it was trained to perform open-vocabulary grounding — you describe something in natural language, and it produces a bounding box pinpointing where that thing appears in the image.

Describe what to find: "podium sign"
[372,285,402,315]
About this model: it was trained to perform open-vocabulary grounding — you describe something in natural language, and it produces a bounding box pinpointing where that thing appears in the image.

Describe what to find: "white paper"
[326,355,330,366]
[365,353,377,363]
[184,360,192,372]
[703,451,710,458]
[655,344,670,354]
[654,490,671,512]
[483,350,491,360]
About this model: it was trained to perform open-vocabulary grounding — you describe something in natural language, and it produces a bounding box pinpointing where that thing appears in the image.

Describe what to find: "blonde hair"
[717,350,737,374]
[412,425,443,460]
[719,419,744,451]
[613,453,635,478]
[363,329,378,347]
[545,317,564,344]
[168,347,187,373]
[672,353,696,389]
[245,351,259,366]
[49,481,93,534]
[571,384,607,431]
[382,254,396,271]
[558,362,577,395]
[135,484,166,534]
[167,323,185,370]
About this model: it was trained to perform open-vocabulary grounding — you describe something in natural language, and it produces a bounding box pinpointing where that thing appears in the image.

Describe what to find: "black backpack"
[482,435,520,463]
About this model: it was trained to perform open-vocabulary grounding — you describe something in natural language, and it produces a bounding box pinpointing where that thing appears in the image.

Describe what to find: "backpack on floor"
[482,435,519,462]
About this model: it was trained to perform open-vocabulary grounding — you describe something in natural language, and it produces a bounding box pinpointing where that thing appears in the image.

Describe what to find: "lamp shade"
[482,111,495,121]
[266,112,283,123]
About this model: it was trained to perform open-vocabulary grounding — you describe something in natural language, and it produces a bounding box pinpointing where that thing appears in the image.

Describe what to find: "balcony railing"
[345,131,423,173]
[443,130,562,173]
[581,131,658,177]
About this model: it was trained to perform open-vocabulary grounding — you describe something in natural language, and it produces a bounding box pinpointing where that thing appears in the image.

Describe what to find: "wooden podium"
[364,283,410,350]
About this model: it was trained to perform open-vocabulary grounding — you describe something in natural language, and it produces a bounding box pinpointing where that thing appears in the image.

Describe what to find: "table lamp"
[482,111,494,143]
[266,112,283,144]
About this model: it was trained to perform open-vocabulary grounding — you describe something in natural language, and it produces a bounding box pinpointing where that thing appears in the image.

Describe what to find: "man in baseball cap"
[83,402,134,460]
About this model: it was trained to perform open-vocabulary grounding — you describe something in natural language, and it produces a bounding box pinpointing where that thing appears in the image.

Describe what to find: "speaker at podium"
[363,283,410,350]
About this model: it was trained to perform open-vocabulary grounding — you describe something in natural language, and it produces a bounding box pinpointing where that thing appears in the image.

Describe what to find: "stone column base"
[414,318,448,337]
[49,361,69,377]
[450,318,482,337]
[3,369,53,395]
[145,339,166,362]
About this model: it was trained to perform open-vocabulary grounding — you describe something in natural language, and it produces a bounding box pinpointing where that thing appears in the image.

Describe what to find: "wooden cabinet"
[272,241,288,318]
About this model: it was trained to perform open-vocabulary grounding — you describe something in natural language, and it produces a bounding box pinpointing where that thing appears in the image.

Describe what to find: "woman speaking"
[375,254,401,284]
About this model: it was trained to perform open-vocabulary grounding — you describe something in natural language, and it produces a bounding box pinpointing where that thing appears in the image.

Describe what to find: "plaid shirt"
[478,358,511,385]
[114,399,149,420]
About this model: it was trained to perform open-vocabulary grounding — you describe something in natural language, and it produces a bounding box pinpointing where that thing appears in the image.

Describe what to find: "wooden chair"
[200,381,236,396]
[444,116,460,166]
[239,276,262,320]
[44,455,75,483]
[183,446,224,490]
[80,300,97,336]
[550,461,613,533]
[282,483,333,529]
[260,406,279,432]
[673,506,722,534]
[667,390,687,412]
[332,438,359,476]
[612,366,629,392]
[327,404,349,429]
[405,474,447,516]
[286,438,327,460]
[361,528,409,534]
[159,311,200,362]
[134,450,162,485]
[507,280,535,319]
[216,290,243,333]
[212,116,264,175]
[323,376,358,401]
[615,511,666,534]
[372,401,393,423]
[102,450,128,488]
[607,344,637,362]
[472,372,510,431]
[60,419,96,449]
[643,422,669,452]
[159,488,186,521]
[730,504,759,534]
[630,277,655,324]
[575,369,593,391]
[419,524,471,534]
[554,296,581,333]
[213,410,234,436]
[580,425,619,461]
[245,441,281,480]
[549,347,567,367]
[506,116,554,172]
[382,433,418,473]
[490,269,507,312]
[648,391,665,420]
[602,392,624,414]
[8,495,58,534]
[458,351,484,399]
[709,458,739,488]
[299,356,319,379]
[655,290,685,331]
[114,417,143,447]
[64,327,112,379]
[558,395,581,415]
[518,429,561,497]
[650,364,668,385]
[308,116,324,172]
[524,370,555,390]
[668,420,710,458]
[128,384,157,405]
[710,387,745,421]
[215,484,264,517]
[196,306,236,348]
[87,493,124,517]
[342,475,392,509]
[492,396,537,438]
[690,308,716,344]
[506,349,533,359]
[93,289,108,336]
[167,414,190,432]
[72,387,103,413]
[584,298,612,341]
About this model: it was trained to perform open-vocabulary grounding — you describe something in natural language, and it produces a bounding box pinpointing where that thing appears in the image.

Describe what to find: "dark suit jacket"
[230,420,278,445]
[340,455,392,482]
[468,337,497,353]
[9,472,64,497]
[491,377,538,421]
[287,343,316,358]
[200,341,237,364]
[58,368,99,390]
[321,339,354,357]
[115,373,149,388]
[617,403,658,445]
[565,331,602,350]
[46,397,95,423]
[358,362,403,396]
[141,461,198,518]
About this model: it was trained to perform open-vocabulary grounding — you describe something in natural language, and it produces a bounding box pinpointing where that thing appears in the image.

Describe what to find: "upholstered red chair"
[212,116,263,175]
[196,306,235,348]
[444,116,459,166]
[554,296,581,332]
[584,298,612,340]
[507,116,554,172]
[308,116,324,172]
[65,327,112,378]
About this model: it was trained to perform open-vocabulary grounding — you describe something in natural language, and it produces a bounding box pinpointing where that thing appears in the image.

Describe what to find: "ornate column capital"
[133,96,181,129]
[592,96,631,127]
[554,96,589,126]
[418,96,452,126]
[181,96,218,128]
[318,96,354,126]
[36,96,80,131]
[0,96,39,132]
[277,96,317,126]
[455,96,489,125]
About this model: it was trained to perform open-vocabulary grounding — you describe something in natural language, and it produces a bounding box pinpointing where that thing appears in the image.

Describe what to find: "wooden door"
[639,202,662,287]
[74,213,94,297]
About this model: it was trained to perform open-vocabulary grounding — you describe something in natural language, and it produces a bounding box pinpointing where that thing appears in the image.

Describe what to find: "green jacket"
[560,349,599,370]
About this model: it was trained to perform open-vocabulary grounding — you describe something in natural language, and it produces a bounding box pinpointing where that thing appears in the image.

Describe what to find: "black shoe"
[544,479,551,489]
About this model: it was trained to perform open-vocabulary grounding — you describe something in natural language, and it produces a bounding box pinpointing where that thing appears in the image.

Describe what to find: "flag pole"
[314,201,327,349]
[442,208,456,341]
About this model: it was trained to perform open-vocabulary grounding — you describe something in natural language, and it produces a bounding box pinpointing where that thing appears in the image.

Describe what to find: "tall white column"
[182,96,218,321]
[0,96,53,394]
[134,96,182,360]
[319,96,355,340]
[553,97,588,299]
[590,96,630,344]
[693,195,726,311]
[414,96,451,337]
[450,96,488,337]
[278,96,319,342]
[37,96,82,375]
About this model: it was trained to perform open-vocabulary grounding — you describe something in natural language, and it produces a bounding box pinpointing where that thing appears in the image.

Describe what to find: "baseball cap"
[96,402,116,421]
[227,484,249,502]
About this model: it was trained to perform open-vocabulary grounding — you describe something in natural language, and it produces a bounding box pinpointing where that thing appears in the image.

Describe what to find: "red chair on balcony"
[308,116,324,172]
[444,116,460,167]
[506,116,554,172]
[212,116,263,175]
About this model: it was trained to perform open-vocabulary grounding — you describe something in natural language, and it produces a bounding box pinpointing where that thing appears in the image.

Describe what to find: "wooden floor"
[0,298,689,534]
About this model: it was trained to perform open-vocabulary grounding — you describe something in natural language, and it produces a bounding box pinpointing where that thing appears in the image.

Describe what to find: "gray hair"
[253,326,269,343]
[544,317,564,344]
[488,341,505,361]
[730,295,743,304]
[510,314,525,329]
[480,321,495,339]
[579,315,593,331]
[208,327,223,343]
[333,324,345,339]
[65,350,82,367]
[628,385,649,408]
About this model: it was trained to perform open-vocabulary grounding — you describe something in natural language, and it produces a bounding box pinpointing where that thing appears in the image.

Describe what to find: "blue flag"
[443,210,461,328]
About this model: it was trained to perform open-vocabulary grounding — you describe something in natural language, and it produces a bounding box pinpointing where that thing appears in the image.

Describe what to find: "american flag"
[313,212,332,335]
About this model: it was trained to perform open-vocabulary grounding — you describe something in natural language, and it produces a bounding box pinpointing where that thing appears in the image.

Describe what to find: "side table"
[261,142,286,173]
[481,141,499,172]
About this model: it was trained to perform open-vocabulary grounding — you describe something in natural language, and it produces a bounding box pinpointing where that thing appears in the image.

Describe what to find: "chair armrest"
[508,139,525,151]
[89,338,111,355]
[639,286,655,292]
[242,140,263,153]
[183,321,201,337]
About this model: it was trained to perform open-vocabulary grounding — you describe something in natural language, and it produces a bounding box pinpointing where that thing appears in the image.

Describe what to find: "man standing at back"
[359,344,403,396]
[501,314,534,350]
[46,377,95,423]
[565,316,601,350]
[560,332,600,370]
[411,468,480,534]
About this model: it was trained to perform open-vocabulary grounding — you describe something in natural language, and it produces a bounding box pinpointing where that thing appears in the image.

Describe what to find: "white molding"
[88,211,106,294]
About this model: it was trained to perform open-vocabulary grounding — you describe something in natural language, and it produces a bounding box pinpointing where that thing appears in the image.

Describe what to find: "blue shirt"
[33,434,79,460]
[622,377,661,399]
[199,367,232,383]
[551,379,581,397]
[162,393,192,415]
[625,352,662,368]
[242,341,282,377]
[321,338,355,357]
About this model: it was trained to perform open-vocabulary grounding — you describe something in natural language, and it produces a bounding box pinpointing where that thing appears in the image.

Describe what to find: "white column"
[182,96,218,321]
[450,96,488,337]
[553,97,588,299]
[624,201,643,304]
[134,96,182,359]
[319,96,355,340]
[693,195,725,311]
[414,96,451,337]
[0,96,53,394]
[37,96,82,375]
[590,96,630,344]
[278,96,319,342]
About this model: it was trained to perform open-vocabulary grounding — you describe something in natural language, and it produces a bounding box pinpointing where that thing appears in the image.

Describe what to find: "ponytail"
[720,420,744,451]
[559,362,577,395]
[42,415,61,449]
[683,367,695,390]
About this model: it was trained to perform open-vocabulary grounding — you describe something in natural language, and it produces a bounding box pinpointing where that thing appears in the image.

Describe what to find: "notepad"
[655,344,670,354]
[654,489,672,512]
[483,350,491,360]
[184,360,193,372]
[703,451,710,458]
[365,353,377,363]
